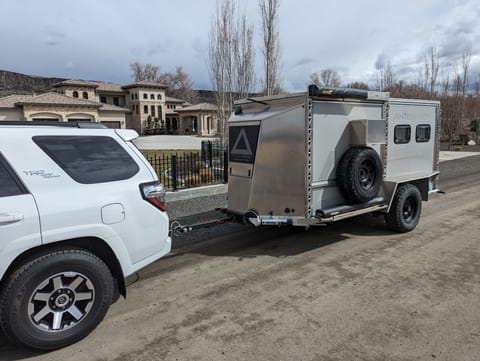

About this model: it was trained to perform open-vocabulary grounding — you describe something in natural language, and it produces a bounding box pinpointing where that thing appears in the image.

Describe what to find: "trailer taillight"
[140,181,167,211]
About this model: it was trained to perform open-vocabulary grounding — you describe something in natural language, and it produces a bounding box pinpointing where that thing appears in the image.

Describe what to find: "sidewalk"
[134,135,217,150]
[439,151,480,162]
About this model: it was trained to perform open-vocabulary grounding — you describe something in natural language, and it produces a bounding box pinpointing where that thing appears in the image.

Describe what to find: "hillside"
[0,70,65,97]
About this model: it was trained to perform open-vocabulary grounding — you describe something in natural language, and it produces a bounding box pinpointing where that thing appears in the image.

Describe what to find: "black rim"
[358,159,376,190]
[402,196,418,223]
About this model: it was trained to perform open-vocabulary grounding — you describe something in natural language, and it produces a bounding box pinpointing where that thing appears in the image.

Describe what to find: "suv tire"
[0,249,114,350]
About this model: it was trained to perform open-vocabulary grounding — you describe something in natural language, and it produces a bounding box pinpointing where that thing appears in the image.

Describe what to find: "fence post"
[208,141,213,168]
[223,150,228,184]
[171,155,178,191]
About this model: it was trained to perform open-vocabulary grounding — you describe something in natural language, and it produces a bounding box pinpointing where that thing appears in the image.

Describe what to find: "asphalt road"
[2,155,480,361]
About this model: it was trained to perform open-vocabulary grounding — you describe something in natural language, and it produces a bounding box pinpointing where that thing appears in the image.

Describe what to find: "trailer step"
[315,197,387,222]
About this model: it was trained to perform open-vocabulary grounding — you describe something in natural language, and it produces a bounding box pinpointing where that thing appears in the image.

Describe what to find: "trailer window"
[394,125,411,144]
[416,124,431,143]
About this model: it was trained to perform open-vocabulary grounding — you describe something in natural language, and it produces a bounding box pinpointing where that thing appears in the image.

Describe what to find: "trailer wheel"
[337,147,382,203]
[0,249,114,350]
[385,184,422,233]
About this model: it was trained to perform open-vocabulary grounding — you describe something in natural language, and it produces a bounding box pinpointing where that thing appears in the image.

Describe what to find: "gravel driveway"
[2,156,480,361]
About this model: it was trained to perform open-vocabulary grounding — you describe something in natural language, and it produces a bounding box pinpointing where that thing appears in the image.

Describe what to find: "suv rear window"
[0,156,26,197]
[33,136,139,184]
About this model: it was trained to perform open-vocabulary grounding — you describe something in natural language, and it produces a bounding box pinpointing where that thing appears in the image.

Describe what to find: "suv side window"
[0,155,26,197]
[33,136,140,184]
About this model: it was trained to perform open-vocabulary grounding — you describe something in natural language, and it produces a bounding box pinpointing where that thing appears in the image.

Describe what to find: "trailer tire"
[385,184,422,233]
[337,147,382,203]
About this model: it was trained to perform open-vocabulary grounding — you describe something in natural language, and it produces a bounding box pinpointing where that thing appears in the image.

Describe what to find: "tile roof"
[0,92,129,113]
[0,94,34,108]
[165,96,186,103]
[99,103,131,112]
[122,80,168,89]
[176,102,218,112]
[93,81,124,93]
[53,79,99,88]
[15,92,101,107]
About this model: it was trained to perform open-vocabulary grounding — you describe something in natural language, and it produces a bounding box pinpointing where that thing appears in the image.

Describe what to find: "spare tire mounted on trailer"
[337,147,383,203]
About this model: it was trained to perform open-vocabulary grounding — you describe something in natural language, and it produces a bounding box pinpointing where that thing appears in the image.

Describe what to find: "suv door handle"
[0,212,24,225]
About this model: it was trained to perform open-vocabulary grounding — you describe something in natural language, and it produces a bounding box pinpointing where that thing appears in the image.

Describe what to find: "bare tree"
[208,0,235,144]
[309,69,341,87]
[440,48,471,150]
[157,66,197,103]
[233,14,255,98]
[423,47,439,97]
[259,0,281,95]
[345,81,369,90]
[130,62,161,82]
[208,0,255,144]
[375,59,396,91]
[460,48,471,97]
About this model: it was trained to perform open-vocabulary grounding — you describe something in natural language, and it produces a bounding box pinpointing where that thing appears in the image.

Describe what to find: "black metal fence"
[145,141,228,191]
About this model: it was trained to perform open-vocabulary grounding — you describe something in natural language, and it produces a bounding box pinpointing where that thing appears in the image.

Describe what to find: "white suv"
[0,122,171,350]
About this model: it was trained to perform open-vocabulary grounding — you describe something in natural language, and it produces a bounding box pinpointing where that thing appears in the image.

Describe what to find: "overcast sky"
[1,0,479,92]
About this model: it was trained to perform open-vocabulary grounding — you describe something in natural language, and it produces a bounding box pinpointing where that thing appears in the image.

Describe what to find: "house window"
[394,125,411,144]
[131,94,134,100]
[73,91,79,98]
[416,124,431,143]
[150,94,154,100]
[135,105,139,114]
[157,94,162,100]
[100,96,107,104]
[113,97,119,106]
[143,93,147,99]
[144,105,148,114]
[158,106,162,116]
[151,105,155,116]
[135,93,138,100]
[82,92,88,99]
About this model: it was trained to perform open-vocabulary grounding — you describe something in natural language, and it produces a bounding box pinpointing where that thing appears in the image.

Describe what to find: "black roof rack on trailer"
[0,121,108,129]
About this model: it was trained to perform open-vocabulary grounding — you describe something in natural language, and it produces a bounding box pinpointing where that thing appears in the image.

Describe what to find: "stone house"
[0,78,219,137]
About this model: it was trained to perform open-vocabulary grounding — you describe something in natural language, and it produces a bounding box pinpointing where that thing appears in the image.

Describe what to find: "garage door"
[101,121,121,129]
[68,118,92,122]
[32,118,60,122]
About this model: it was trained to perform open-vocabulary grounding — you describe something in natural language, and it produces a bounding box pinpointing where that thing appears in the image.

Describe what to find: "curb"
[166,184,227,202]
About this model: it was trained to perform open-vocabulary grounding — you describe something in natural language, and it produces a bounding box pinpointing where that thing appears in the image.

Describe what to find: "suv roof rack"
[0,121,108,129]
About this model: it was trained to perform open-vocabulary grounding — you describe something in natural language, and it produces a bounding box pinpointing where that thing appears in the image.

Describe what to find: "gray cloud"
[374,53,389,70]
[43,25,66,46]
[1,0,479,91]
[294,58,317,68]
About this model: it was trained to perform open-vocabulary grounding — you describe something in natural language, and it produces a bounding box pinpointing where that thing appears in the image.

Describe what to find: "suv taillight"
[140,181,167,211]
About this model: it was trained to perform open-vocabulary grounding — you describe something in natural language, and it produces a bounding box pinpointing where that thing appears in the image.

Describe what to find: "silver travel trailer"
[226,85,440,232]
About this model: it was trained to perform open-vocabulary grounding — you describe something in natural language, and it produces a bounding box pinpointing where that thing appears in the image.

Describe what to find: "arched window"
[73,91,79,98]
[157,94,162,100]
[150,94,154,99]
[143,93,147,99]
[82,92,88,99]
